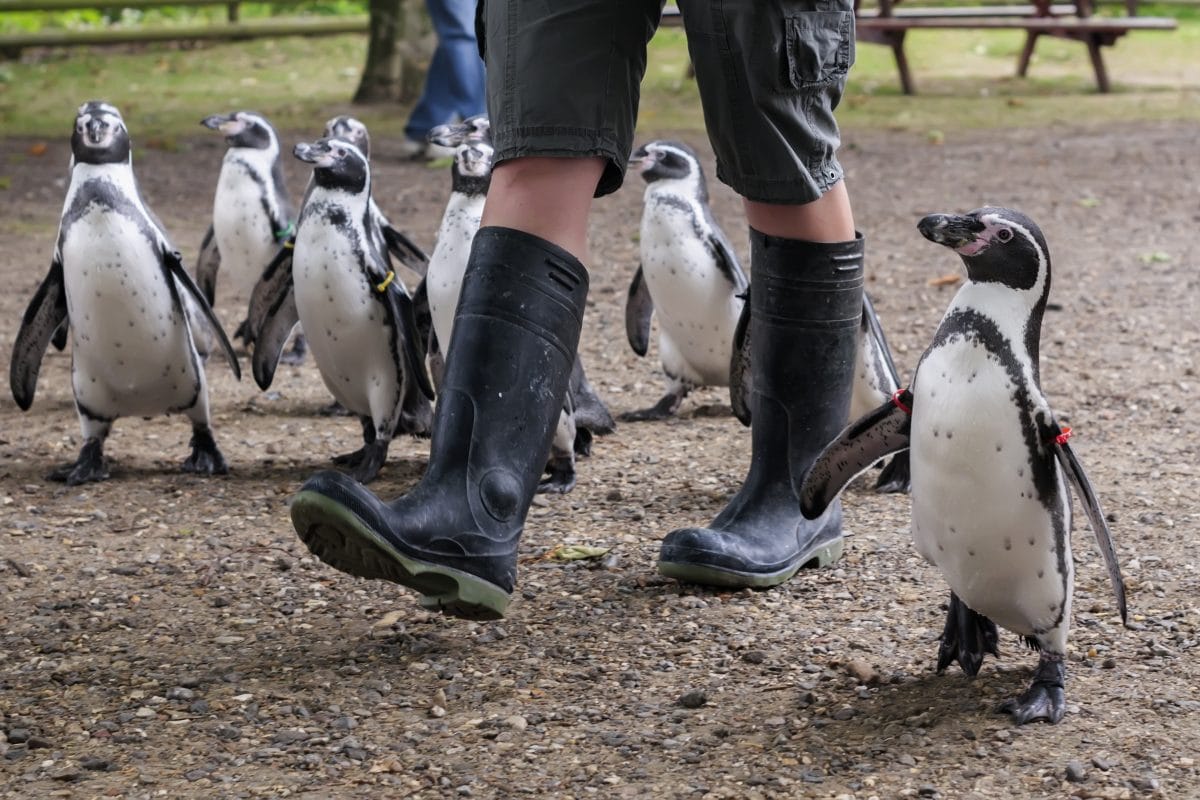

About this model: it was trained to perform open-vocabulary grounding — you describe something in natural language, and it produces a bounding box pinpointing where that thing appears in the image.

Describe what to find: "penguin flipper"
[382,224,430,277]
[625,264,654,357]
[10,258,68,411]
[1054,437,1128,625]
[568,356,616,437]
[729,291,751,427]
[195,225,221,306]
[51,319,69,352]
[862,291,903,390]
[246,242,295,349]
[166,249,241,380]
[799,390,913,520]
[381,282,436,402]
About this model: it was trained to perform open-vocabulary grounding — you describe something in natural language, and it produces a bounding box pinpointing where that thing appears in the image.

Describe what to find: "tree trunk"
[354,0,430,104]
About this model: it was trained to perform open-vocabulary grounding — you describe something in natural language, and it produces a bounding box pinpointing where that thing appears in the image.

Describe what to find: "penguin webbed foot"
[873,451,911,494]
[345,440,388,484]
[47,439,109,485]
[999,653,1066,724]
[318,400,353,417]
[619,392,683,422]
[538,455,577,494]
[397,397,433,439]
[278,332,308,366]
[182,427,229,476]
[936,592,1000,677]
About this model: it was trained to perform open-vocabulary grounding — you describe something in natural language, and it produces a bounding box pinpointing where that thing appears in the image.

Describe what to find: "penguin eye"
[996,227,1014,243]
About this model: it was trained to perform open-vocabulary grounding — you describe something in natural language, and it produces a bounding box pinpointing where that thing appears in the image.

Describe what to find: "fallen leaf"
[1139,251,1171,264]
[548,544,611,561]
[927,273,961,287]
[28,142,47,156]
[1078,197,1100,208]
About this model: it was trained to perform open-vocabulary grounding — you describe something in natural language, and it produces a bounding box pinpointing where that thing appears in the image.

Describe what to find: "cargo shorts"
[476,0,855,203]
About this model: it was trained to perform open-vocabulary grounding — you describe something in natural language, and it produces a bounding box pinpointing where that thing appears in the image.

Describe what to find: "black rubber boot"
[290,227,588,620]
[658,230,864,587]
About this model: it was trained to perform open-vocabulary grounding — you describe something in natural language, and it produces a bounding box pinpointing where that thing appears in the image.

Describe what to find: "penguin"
[246,116,430,419]
[196,110,302,357]
[316,115,429,284]
[249,137,433,483]
[423,127,494,385]
[419,117,614,493]
[800,206,1127,724]
[622,140,748,422]
[10,101,240,484]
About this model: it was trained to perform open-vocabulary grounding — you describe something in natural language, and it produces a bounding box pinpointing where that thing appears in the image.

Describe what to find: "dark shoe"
[291,227,588,619]
[658,230,864,587]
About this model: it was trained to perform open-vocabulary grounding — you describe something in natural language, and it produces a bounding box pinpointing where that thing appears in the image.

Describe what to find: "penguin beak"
[84,118,109,146]
[201,114,244,137]
[428,121,469,148]
[294,142,335,168]
[918,213,987,252]
[627,154,653,174]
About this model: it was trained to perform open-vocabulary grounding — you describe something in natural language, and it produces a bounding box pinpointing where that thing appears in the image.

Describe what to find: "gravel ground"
[0,119,1197,799]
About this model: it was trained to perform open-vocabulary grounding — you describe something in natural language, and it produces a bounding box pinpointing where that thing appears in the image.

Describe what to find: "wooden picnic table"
[853,0,1177,93]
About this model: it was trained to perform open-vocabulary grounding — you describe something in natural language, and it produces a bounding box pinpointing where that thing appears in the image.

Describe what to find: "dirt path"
[1,120,1197,799]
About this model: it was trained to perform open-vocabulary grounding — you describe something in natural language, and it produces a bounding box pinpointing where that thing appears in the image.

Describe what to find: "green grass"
[0,18,1197,141]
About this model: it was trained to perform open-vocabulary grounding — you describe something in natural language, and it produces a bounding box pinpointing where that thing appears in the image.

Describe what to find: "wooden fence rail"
[0,0,368,54]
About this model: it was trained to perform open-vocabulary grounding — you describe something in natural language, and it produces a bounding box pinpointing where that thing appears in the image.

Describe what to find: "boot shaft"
[747,230,864,482]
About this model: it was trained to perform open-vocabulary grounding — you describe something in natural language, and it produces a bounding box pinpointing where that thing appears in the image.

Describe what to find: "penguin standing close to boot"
[249,137,433,483]
[626,140,910,493]
[420,117,614,493]
[801,206,1127,724]
[10,101,241,484]
[196,110,301,356]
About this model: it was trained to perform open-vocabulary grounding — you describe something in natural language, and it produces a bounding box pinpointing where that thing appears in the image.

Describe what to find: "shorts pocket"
[784,11,853,90]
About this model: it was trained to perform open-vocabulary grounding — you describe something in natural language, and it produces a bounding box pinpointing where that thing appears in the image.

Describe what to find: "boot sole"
[290,490,512,621]
[658,535,844,589]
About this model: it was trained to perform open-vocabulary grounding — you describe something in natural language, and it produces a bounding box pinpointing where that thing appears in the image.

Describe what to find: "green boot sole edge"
[290,490,512,621]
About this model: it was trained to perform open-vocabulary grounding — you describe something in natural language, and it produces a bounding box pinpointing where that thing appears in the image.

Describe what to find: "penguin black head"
[201,111,279,151]
[429,115,492,148]
[323,116,371,159]
[450,139,494,196]
[294,137,369,194]
[918,206,1050,294]
[629,140,707,201]
[71,101,131,165]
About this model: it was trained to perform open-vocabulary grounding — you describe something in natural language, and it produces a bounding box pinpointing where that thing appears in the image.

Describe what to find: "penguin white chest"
[640,200,741,386]
[61,205,197,414]
[212,159,278,296]
[426,193,484,350]
[909,335,1070,638]
[292,217,396,415]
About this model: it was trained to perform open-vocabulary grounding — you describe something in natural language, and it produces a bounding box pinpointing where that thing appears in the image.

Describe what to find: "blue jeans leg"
[404,0,487,141]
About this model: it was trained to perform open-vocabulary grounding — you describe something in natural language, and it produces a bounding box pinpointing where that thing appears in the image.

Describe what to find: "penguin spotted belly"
[213,158,279,298]
[910,337,1070,639]
[640,218,739,387]
[292,220,397,417]
[62,207,199,417]
[426,195,483,351]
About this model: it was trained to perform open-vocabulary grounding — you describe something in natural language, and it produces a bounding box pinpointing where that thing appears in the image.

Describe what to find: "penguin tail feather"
[936,592,1000,677]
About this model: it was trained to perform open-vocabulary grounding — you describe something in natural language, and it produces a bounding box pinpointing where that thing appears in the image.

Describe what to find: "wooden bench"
[660,2,1177,94]
[854,0,1177,93]
[0,0,367,55]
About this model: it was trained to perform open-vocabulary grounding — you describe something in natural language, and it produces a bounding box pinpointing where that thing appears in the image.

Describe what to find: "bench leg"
[1016,31,1040,77]
[888,32,916,95]
[1085,36,1111,92]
